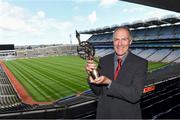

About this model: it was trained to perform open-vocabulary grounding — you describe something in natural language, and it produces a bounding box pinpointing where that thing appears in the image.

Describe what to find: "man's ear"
[130,39,132,45]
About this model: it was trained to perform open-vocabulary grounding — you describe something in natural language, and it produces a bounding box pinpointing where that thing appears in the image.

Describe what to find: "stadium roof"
[120,0,180,13]
[80,0,180,34]
[80,15,180,34]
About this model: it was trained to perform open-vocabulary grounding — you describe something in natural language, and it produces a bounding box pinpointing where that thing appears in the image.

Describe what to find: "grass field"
[5,55,168,102]
[5,56,88,102]
[148,62,168,72]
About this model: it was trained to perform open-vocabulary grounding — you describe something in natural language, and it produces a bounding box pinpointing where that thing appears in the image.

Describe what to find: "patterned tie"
[114,59,122,80]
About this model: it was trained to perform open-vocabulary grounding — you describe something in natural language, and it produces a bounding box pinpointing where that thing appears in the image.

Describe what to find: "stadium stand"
[80,16,180,64]
[137,48,157,59]
[0,44,16,60]
[131,48,144,55]
[0,65,21,108]
[162,49,180,62]
[0,63,39,113]
[15,44,77,59]
[141,76,180,119]
[147,49,172,62]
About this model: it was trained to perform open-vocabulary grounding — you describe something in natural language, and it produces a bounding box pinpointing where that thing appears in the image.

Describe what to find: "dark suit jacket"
[89,51,148,119]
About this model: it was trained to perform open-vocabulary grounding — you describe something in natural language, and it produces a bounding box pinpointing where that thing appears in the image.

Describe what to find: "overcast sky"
[0,0,179,45]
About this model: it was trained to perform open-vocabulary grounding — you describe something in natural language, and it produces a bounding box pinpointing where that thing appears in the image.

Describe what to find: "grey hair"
[113,26,132,41]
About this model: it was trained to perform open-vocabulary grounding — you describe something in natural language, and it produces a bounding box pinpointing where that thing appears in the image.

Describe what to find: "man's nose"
[117,40,122,46]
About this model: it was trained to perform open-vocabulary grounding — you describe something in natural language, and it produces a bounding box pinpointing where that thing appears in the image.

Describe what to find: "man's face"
[113,28,132,57]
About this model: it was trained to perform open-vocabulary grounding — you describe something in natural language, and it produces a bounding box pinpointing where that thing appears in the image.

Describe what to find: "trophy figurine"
[76,30,99,79]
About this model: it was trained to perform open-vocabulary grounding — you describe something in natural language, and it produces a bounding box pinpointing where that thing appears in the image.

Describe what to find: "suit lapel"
[109,54,114,80]
[108,54,114,81]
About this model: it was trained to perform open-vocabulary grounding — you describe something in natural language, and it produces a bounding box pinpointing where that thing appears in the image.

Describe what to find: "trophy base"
[90,69,99,80]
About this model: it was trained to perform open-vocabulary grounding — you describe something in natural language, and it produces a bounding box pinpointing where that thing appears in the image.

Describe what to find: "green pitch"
[148,62,168,72]
[5,56,89,102]
[5,56,167,102]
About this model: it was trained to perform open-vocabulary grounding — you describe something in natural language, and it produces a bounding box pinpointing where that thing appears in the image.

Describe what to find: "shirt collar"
[114,51,129,64]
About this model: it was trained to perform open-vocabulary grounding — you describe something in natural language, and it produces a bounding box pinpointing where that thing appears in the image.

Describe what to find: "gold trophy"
[76,30,99,79]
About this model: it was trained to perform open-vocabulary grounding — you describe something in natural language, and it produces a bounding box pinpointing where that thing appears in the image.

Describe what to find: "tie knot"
[118,58,122,64]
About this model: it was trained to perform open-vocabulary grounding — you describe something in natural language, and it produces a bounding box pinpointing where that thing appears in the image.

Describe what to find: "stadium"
[0,0,180,119]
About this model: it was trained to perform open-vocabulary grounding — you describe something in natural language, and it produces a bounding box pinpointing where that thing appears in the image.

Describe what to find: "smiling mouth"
[117,47,124,49]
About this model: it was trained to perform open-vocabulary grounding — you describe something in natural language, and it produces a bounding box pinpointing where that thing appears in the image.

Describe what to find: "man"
[86,26,148,119]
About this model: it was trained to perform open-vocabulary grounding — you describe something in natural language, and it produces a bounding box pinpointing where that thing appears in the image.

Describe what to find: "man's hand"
[86,60,111,85]
[89,75,112,85]
[86,60,96,75]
